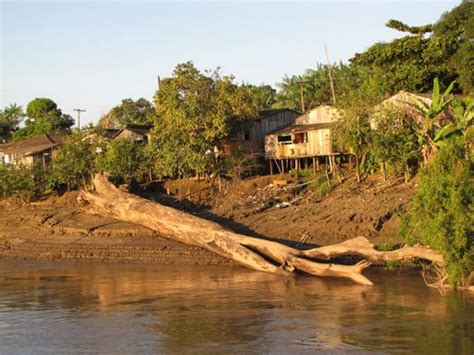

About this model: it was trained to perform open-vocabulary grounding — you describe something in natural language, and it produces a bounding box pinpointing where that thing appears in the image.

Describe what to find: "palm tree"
[0,103,24,141]
[2,103,25,128]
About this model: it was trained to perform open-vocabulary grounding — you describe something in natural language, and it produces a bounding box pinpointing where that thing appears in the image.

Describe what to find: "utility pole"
[73,108,86,130]
[324,43,337,104]
[157,75,161,91]
[297,80,310,112]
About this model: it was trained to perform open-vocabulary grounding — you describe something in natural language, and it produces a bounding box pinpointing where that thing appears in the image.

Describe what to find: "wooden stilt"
[312,157,316,175]
[269,160,273,176]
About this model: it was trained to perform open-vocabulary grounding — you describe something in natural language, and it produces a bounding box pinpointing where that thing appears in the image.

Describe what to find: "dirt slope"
[0,172,415,264]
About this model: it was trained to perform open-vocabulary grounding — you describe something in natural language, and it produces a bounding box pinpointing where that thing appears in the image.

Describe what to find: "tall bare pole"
[300,82,305,112]
[157,75,161,91]
[297,80,310,113]
[324,43,337,104]
[73,108,86,130]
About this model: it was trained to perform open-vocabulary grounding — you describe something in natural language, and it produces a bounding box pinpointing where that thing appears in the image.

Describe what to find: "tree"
[80,174,445,286]
[151,62,257,179]
[246,84,276,111]
[334,72,385,182]
[99,139,148,185]
[0,163,47,201]
[371,108,421,182]
[401,136,473,288]
[274,63,357,112]
[49,131,102,191]
[13,98,74,141]
[350,1,474,94]
[0,103,24,141]
[99,98,155,129]
[431,1,474,93]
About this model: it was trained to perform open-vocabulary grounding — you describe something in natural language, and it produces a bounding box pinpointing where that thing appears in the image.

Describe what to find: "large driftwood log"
[78,175,444,286]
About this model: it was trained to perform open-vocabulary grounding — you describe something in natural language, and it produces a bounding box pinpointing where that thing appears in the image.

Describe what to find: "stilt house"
[264,105,341,172]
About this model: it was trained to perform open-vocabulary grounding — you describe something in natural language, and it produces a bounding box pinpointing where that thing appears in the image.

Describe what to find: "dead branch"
[78,175,445,286]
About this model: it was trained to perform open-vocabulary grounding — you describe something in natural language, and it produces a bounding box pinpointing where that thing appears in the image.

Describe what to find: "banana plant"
[411,78,456,162]
[434,96,473,148]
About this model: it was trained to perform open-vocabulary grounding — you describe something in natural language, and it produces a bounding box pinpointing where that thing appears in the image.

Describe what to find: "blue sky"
[1,1,459,126]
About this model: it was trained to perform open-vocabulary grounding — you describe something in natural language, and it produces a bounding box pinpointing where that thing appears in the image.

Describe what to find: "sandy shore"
[0,195,232,265]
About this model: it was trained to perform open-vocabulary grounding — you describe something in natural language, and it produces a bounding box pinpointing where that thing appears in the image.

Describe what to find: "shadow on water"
[0,260,472,353]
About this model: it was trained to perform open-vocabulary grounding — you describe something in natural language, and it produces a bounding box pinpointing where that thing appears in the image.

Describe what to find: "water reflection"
[0,261,472,353]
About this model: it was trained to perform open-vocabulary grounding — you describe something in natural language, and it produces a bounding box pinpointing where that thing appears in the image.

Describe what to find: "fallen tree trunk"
[78,175,444,286]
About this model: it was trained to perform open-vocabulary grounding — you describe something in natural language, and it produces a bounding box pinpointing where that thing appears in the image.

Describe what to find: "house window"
[277,134,292,144]
[293,132,308,144]
[244,129,250,141]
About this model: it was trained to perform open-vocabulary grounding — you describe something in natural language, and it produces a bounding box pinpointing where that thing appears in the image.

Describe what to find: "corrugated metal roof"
[0,134,64,156]
[266,122,333,135]
[114,124,152,138]
[258,108,299,120]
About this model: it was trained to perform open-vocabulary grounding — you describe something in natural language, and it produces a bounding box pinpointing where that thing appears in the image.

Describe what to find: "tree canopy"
[151,61,257,178]
[0,104,24,142]
[274,63,357,112]
[350,1,473,94]
[246,84,277,111]
[98,98,155,129]
[13,98,74,141]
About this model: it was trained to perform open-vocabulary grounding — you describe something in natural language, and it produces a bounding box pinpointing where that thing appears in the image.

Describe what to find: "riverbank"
[0,173,415,265]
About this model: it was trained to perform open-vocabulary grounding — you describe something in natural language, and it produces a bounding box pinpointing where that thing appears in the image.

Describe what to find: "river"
[0,260,472,354]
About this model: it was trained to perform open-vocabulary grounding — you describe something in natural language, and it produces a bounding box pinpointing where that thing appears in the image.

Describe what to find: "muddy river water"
[0,261,472,353]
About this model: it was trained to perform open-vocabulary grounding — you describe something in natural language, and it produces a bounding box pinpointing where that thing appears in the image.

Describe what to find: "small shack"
[0,134,65,167]
[229,108,299,156]
[264,105,341,173]
[114,124,153,143]
[371,91,434,129]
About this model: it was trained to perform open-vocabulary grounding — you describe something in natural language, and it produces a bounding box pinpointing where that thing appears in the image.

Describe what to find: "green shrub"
[99,139,149,185]
[308,172,334,199]
[401,137,473,286]
[0,163,47,201]
[49,132,102,191]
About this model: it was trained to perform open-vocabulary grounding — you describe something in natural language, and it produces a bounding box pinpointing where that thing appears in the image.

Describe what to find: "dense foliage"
[402,137,473,286]
[274,63,356,112]
[13,98,74,141]
[350,1,473,94]
[0,104,24,142]
[99,139,149,185]
[0,163,47,201]
[151,61,257,178]
[49,132,103,191]
[98,98,155,129]
[371,108,420,181]
[333,72,385,181]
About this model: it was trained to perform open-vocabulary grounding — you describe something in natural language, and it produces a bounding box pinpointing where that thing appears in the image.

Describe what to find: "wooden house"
[229,109,299,156]
[113,124,153,143]
[0,134,65,167]
[371,91,434,129]
[264,105,341,173]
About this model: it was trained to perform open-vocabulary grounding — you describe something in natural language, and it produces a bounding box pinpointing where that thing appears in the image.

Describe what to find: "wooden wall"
[265,106,340,160]
[295,105,339,125]
[250,110,298,150]
[265,128,334,160]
